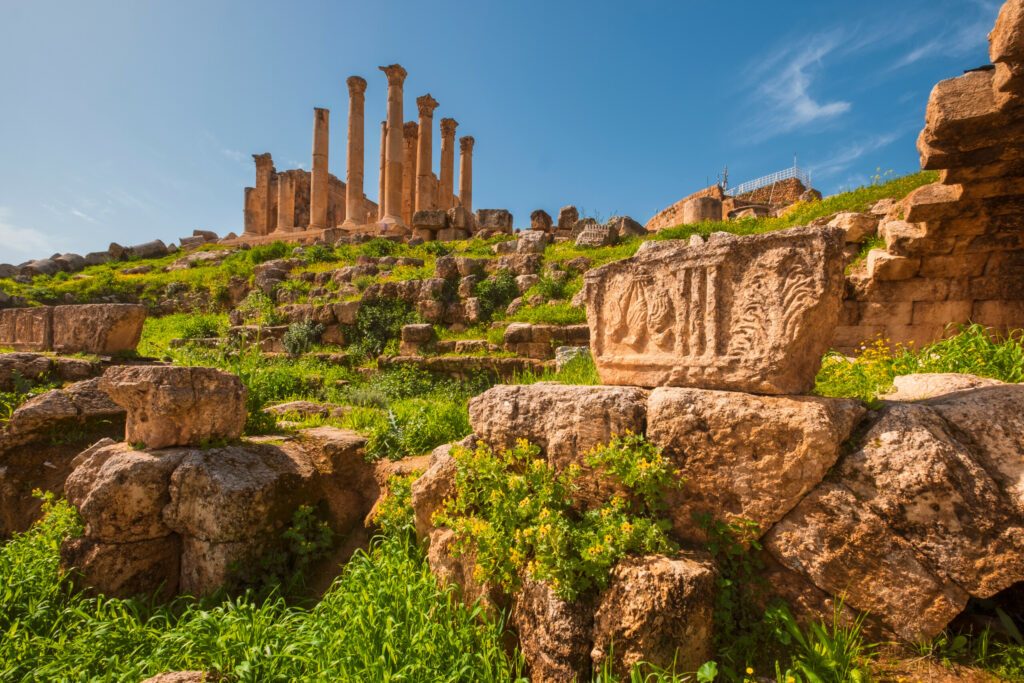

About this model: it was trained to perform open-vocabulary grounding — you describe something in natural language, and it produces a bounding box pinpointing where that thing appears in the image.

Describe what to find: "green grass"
[653,171,937,242]
[815,324,1024,403]
[0,496,524,682]
[508,300,587,325]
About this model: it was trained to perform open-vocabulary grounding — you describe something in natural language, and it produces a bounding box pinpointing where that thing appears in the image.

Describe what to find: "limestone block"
[412,209,448,231]
[65,441,187,542]
[990,0,1024,65]
[574,220,616,247]
[682,197,722,224]
[468,384,648,468]
[20,259,60,277]
[584,226,845,393]
[60,535,181,599]
[495,254,542,275]
[557,205,579,231]
[140,672,209,683]
[911,300,973,326]
[606,215,646,239]
[100,366,247,449]
[866,250,920,280]
[54,253,86,272]
[530,209,553,231]
[973,299,1024,326]
[164,443,315,543]
[836,403,1024,598]
[512,579,594,683]
[0,306,53,351]
[765,482,969,641]
[178,537,261,597]
[858,300,913,325]
[52,304,146,354]
[903,183,964,223]
[475,209,513,233]
[926,385,1024,516]
[828,212,879,243]
[517,231,549,254]
[591,554,716,677]
[647,388,864,542]
[5,378,122,437]
[410,442,458,540]
[919,253,989,278]
[0,352,52,390]
[880,373,1004,402]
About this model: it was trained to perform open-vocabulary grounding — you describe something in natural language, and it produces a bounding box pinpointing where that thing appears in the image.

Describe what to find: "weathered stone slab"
[584,226,845,393]
[100,366,247,449]
[0,307,53,351]
[52,304,146,354]
[646,388,865,542]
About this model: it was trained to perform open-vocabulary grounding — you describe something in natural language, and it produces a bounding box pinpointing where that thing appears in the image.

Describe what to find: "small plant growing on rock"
[436,436,680,601]
[282,320,324,356]
[180,314,223,340]
[473,269,519,322]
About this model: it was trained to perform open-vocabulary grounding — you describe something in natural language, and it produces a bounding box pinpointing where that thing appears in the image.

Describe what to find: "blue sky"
[0,0,1001,263]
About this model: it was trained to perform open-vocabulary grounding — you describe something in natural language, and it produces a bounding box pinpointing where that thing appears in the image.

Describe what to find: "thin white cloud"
[0,208,56,262]
[70,208,99,224]
[743,34,852,140]
[809,132,901,180]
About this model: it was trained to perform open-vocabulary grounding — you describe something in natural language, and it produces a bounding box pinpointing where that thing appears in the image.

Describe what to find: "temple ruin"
[234,64,477,244]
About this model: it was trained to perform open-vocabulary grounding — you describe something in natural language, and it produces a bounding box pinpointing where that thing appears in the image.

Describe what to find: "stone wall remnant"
[584,226,845,393]
[0,304,145,354]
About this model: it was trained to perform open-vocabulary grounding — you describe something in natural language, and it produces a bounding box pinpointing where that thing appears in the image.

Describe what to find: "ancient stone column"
[309,107,330,230]
[402,121,419,225]
[342,76,367,229]
[415,94,439,213]
[276,172,295,232]
[378,120,387,221]
[252,153,274,235]
[378,64,407,228]
[459,135,475,214]
[439,118,458,211]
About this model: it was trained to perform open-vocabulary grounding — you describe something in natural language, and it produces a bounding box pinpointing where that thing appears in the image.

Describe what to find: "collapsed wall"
[837,7,1024,349]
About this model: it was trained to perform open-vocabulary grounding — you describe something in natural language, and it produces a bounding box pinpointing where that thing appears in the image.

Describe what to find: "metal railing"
[725,166,810,197]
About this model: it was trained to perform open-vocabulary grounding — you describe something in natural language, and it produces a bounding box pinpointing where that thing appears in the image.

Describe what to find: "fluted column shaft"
[402,121,418,224]
[343,76,367,228]
[378,121,387,221]
[378,64,407,227]
[415,94,439,213]
[309,107,330,230]
[459,136,474,214]
[439,118,458,211]
[276,173,295,232]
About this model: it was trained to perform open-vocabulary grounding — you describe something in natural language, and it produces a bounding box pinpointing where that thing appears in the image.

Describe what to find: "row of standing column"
[258,64,475,235]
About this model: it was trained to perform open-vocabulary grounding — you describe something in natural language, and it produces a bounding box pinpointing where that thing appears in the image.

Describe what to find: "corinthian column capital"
[346,75,367,97]
[378,63,408,87]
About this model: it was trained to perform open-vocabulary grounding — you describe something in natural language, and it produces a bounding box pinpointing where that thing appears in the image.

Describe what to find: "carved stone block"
[583,226,845,394]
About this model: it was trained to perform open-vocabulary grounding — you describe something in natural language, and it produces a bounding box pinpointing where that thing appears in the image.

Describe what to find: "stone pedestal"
[459,136,474,214]
[379,64,408,229]
[309,108,330,230]
[342,76,367,228]
[439,118,458,211]
[416,94,439,213]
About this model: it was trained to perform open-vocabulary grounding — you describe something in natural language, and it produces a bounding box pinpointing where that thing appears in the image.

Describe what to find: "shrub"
[180,314,224,340]
[236,290,285,327]
[282,320,324,356]
[360,237,400,258]
[302,244,335,264]
[435,437,679,601]
[352,299,417,357]
[420,241,452,257]
[474,269,519,322]
[247,241,290,264]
